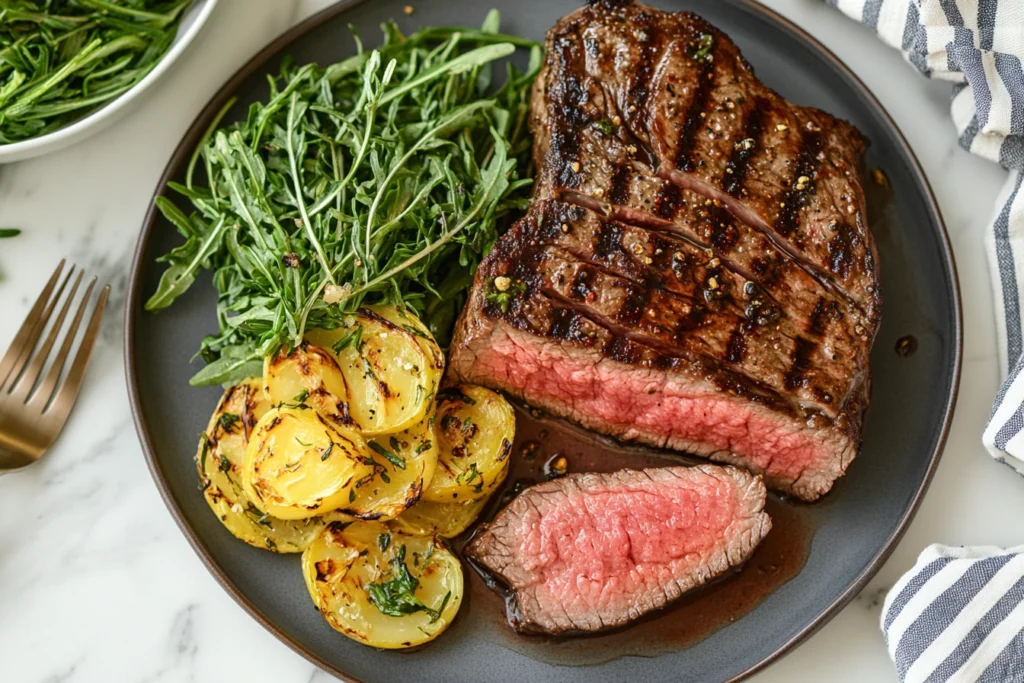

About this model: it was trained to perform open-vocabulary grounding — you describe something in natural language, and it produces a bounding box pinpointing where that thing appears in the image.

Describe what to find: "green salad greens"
[146,11,541,387]
[0,0,194,144]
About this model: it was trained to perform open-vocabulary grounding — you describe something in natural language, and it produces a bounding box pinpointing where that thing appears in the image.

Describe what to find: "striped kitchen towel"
[882,545,1024,682]
[828,2,1024,681]
[829,0,1024,471]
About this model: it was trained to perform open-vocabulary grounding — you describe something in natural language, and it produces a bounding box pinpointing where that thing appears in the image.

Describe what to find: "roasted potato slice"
[375,304,445,378]
[390,496,490,538]
[306,306,441,436]
[197,379,324,552]
[336,411,439,521]
[243,406,372,520]
[423,385,515,503]
[302,521,462,648]
[264,342,355,427]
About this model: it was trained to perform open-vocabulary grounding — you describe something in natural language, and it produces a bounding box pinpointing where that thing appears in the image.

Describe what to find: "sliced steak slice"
[449,0,879,501]
[466,465,772,634]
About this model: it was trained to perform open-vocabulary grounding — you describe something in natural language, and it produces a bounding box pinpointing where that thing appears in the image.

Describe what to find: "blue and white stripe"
[829,1,1024,680]
[882,545,1024,682]
[827,0,1024,471]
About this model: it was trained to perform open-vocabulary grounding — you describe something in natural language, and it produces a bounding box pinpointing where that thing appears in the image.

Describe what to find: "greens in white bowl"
[0,0,218,163]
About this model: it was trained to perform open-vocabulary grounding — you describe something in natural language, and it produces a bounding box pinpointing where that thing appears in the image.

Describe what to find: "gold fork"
[0,260,110,471]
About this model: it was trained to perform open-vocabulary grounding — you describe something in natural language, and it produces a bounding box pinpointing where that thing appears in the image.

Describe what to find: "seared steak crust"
[532,0,879,320]
[449,0,880,501]
[466,465,771,634]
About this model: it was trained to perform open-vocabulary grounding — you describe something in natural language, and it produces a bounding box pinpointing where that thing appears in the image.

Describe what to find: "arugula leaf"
[145,215,230,312]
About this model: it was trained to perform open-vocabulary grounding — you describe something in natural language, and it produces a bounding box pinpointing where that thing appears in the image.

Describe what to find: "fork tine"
[43,284,109,420]
[0,259,66,390]
[27,276,92,409]
[11,269,84,401]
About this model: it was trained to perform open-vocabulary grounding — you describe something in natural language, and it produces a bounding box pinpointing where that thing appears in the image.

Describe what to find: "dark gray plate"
[125,1,962,681]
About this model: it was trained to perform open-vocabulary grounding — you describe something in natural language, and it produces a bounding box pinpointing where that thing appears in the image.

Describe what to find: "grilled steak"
[449,0,881,501]
[466,465,771,634]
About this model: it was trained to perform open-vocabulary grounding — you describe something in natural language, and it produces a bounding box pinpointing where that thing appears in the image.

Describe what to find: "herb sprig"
[0,0,193,143]
[146,12,540,386]
[366,544,450,623]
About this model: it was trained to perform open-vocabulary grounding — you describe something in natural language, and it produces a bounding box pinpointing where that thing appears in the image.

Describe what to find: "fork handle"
[0,448,34,472]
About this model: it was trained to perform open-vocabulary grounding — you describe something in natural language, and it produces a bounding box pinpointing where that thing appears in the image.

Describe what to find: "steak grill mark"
[784,337,817,391]
[607,164,633,206]
[626,12,660,112]
[551,36,588,190]
[673,58,717,172]
[722,101,767,197]
[774,131,825,238]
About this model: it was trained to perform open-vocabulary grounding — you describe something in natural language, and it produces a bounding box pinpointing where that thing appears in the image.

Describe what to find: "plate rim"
[124,1,964,681]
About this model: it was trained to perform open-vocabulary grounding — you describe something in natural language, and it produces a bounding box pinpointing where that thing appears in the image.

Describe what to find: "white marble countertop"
[0,0,1018,681]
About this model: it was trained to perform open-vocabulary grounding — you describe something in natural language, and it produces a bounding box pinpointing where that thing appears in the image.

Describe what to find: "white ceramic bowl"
[0,0,219,164]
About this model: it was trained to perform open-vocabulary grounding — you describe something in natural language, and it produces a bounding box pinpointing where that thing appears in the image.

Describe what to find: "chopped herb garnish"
[595,118,616,135]
[198,432,210,471]
[485,277,528,313]
[692,33,714,62]
[369,441,406,470]
[332,325,364,355]
[218,412,241,431]
[366,545,450,622]
[218,454,231,473]
[349,488,357,503]
[415,439,433,455]
[378,533,392,552]
[0,229,21,238]
[456,462,483,487]
[321,443,333,461]
[362,357,382,384]
[283,390,310,408]
[431,591,452,623]
[401,324,428,339]
[245,503,271,527]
